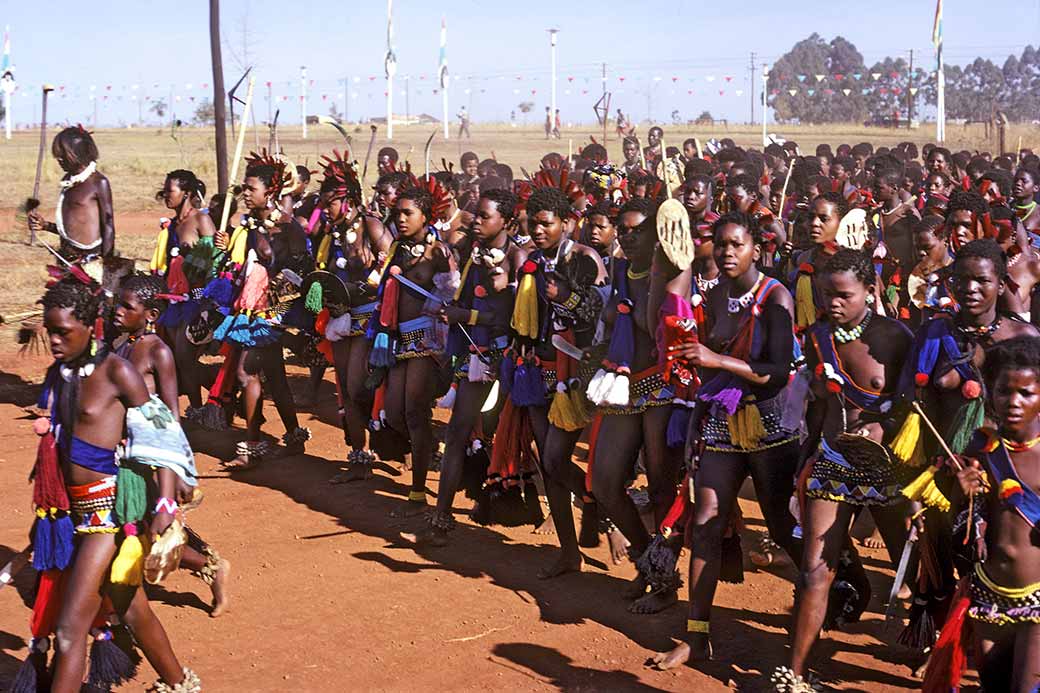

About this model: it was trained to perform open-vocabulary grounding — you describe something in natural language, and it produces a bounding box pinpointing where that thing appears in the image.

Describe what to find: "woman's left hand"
[150,512,174,539]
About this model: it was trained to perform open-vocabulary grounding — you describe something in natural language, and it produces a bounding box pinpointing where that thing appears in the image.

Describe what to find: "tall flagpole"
[439,18,449,140]
[761,65,769,147]
[301,65,308,139]
[933,0,945,143]
[1,27,14,141]
[385,0,397,140]
[548,29,559,129]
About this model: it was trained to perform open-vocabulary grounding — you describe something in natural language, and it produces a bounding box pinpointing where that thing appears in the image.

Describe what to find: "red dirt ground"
[0,210,955,692]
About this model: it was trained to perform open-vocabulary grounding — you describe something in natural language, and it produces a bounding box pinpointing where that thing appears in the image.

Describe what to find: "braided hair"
[41,278,101,327]
[121,273,169,313]
[480,188,519,223]
[157,169,207,208]
[982,336,1040,388]
[820,247,875,287]
[526,186,571,220]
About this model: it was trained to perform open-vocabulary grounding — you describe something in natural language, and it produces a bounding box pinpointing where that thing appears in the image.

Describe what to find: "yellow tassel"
[548,389,587,431]
[900,464,951,512]
[727,401,766,450]
[795,273,816,329]
[110,533,150,586]
[891,411,924,465]
[315,233,332,269]
[511,272,539,339]
[149,225,169,274]
[228,225,249,266]
[569,388,589,426]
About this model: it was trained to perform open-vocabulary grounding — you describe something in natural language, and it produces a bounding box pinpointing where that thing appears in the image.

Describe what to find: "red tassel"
[380,276,400,329]
[165,256,189,294]
[922,576,972,693]
[316,339,334,365]
[30,569,66,638]
[206,346,241,404]
[93,316,104,342]
[489,400,536,480]
[584,414,604,493]
[32,432,69,511]
[659,473,689,532]
[370,383,386,425]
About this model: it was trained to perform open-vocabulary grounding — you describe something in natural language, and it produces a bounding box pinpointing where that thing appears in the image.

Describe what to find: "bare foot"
[537,554,582,579]
[859,528,885,550]
[533,515,556,535]
[649,636,711,670]
[329,465,373,484]
[897,582,912,600]
[623,574,648,600]
[389,499,427,518]
[578,504,601,549]
[629,587,678,614]
[209,559,231,618]
[607,528,630,565]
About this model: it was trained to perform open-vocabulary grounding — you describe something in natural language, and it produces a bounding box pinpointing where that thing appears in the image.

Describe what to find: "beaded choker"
[727,276,763,314]
[695,273,719,295]
[1003,433,1040,453]
[834,309,872,344]
[957,316,1000,339]
[626,265,651,281]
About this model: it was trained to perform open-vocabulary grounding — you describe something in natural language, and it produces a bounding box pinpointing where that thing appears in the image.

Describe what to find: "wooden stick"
[777,160,795,219]
[694,136,703,160]
[217,77,254,239]
[911,400,963,471]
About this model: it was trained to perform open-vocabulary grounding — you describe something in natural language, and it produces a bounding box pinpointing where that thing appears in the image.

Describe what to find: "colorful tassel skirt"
[806,437,916,506]
[349,301,378,338]
[68,475,118,535]
[701,393,798,453]
[598,365,676,416]
[395,315,439,361]
[968,563,1040,625]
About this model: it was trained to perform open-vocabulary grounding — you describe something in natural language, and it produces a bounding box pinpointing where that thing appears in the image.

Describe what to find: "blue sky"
[3,0,1038,127]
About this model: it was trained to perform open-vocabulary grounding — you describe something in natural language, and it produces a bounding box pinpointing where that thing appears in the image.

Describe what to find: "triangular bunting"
[842,88,851,96]
[788,88,798,96]
[815,74,825,82]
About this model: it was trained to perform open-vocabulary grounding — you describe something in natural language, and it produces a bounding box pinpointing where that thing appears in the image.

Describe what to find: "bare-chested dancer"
[28,126,115,260]
[31,278,198,692]
[113,274,231,617]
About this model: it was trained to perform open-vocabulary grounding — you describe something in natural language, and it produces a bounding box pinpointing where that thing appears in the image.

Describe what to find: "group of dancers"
[13,122,1040,691]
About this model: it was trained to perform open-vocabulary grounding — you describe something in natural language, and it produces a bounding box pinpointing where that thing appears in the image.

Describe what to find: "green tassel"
[114,463,148,526]
[949,397,985,455]
[305,281,323,313]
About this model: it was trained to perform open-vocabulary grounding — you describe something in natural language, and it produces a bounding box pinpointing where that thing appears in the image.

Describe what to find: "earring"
[146,318,156,334]
[866,294,875,305]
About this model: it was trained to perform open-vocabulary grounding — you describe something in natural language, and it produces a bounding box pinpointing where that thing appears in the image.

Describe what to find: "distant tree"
[517,101,534,124]
[194,98,217,125]
[695,110,714,125]
[149,99,167,121]
[767,34,869,123]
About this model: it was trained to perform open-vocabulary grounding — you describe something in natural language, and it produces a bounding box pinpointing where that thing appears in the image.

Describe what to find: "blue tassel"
[369,332,396,369]
[87,629,140,688]
[52,514,75,570]
[31,517,54,571]
[10,638,49,693]
[201,276,234,307]
[511,359,546,407]
[499,354,516,398]
[606,260,635,370]
[666,406,692,448]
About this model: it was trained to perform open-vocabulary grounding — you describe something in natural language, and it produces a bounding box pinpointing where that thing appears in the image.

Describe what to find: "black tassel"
[898,597,938,651]
[522,479,544,527]
[486,483,530,527]
[87,628,139,688]
[824,547,871,630]
[196,402,228,431]
[720,533,745,584]
[9,637,49,693]
[634,534,682,593]
[461,447,490,501]
[469,494,492,526]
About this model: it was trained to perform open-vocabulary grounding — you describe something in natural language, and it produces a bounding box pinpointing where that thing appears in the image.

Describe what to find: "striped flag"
[384,0,397,79]
[932,0,943,49]
[438,18,448,89]
[1,27,10,77]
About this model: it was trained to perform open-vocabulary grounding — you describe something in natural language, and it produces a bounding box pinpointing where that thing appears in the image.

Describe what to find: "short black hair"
[725,172,759,197]
[586,200,614,219]
[981,169,1013,199]
[914,215,948,240]
[851,142,873,158]
[479,188,518,222]
[954,238,1007,280]
[619,196,656,220]
[820,247,875,286]
[460,151,479,166]
[982,336,1040,388]
[580,143,608,163]
[378,147,400,162]
[813,191,850,220]
[121,273,169,313]
[525,186,571,220]
[712,211,761,245]
[41,278,101,327]
[966,156,989,179]
[244,164,278,190]
[684,158,712,178]
[52,127,99,172]
[929,147,952,162]
[376,171,411,190]
[947,189,989,221]
[295,164,312,184]
[397,187,433,221]
[157,169,207,206]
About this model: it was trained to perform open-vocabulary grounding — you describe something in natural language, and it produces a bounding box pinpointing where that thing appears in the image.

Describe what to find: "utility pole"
[267,80,272,124]
[749,51,756,124]
[548,29,559,128]
[602,62,607,144]
[300,65,307,139]
[907,48,914,129]
[209,0,228,193]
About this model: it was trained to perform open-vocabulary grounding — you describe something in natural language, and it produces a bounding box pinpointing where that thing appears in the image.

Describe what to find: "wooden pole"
[30,85,54,244]
[218,78,254,236]
[209,0,229,193]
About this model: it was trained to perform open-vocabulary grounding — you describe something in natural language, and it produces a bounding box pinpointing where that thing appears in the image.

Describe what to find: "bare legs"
[384,356,437,514]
